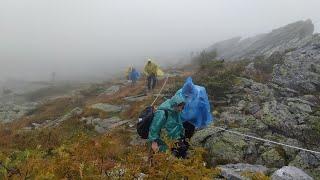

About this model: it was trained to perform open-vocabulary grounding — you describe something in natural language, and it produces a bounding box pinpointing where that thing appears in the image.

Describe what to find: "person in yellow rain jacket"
[144,59,160,90]
[126,66,133,80]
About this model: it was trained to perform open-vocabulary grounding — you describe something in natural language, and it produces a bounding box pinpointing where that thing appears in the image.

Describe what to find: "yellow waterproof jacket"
[144,62,158,76]
[125,67,133,79]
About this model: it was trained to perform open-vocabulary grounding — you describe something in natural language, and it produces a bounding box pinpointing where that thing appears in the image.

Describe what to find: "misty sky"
[1,0,320,81]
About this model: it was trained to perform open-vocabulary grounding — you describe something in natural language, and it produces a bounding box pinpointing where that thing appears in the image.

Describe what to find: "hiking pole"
[151,76,169,106]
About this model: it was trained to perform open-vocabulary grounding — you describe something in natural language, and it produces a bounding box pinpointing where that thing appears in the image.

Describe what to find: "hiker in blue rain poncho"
[129,68,140,85]
[176,77,213,137]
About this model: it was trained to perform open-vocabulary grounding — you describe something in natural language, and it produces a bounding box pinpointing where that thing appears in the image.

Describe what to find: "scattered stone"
[136,172,147,180]
[271,166,313,180]
[31,123,41,129]
[90,103,122,113]
[190,126,223,146]
[0,102,38,123]
[59,107,83,122]
[123,95,148,102]
[245,62,257,76]
[261,149,286,168]
[268,83,299,97]
[21,127,32,131]
[99,85,120,96]
[82,117,130,134]
[42,107,83,128]
[289,151,320,178]
[245,102,261,115]
[95,125,106,134]
[203,131,249,166]
[288,102,312,114]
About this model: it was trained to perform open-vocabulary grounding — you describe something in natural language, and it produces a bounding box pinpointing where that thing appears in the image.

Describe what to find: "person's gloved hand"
[171,138,189,159]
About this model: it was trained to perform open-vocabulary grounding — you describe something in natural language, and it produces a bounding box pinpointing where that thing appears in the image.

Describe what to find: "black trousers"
[183,121,195,139]
[147,74,157,90]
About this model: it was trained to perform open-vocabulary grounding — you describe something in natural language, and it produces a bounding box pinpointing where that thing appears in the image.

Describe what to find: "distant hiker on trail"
[147,93,189,158]
[144,59,163,91]
[176,77,213,136]
[126,66,133,80]
[127,67,140,86]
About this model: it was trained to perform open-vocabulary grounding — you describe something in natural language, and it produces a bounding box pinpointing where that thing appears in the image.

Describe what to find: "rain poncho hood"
[177,77,213,129]
[148,93,186,152]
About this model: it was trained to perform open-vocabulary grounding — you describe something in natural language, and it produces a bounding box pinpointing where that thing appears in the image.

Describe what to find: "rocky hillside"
[189,20,320,179]
[209,20,315,60]
[0,20,319,179]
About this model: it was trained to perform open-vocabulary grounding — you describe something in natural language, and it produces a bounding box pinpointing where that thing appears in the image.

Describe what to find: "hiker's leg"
[147,75,152,90]
[151,75,157,90]
[183,121,195,139]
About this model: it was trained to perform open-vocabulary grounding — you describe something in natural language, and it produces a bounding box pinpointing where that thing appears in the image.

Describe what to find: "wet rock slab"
[82,116,129,134]
[271,166,313,180]
[90,103,122,113]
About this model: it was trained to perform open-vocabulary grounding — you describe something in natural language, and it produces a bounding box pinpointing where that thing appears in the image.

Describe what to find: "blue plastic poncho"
[176,77,213,129]
[129,68,140,82]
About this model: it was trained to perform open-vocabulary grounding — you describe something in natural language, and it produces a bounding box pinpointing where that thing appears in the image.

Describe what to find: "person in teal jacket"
[148,92,186,153]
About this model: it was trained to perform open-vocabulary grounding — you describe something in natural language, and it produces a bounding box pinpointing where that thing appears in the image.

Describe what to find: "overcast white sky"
[0,0,320,81]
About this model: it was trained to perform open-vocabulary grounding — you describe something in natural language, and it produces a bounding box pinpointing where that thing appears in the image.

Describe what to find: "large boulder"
[271,166,313,180]
[289,151,320,179]
[218,163,269,180]
[272,34,320,94]
[262,101,294,131]
[193,128,253,166]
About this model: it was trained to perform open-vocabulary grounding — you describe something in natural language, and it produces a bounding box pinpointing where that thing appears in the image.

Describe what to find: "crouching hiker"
[136,92,189,158]
[149,93,191,158]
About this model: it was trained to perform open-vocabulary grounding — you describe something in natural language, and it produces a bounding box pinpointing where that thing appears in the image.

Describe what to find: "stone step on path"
[89,103,123,113]
[98,85,121,97]
[81,116,130,134]
[123,94,148,102]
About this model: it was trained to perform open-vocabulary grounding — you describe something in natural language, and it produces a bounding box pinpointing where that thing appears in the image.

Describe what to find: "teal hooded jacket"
[148,92,186,152]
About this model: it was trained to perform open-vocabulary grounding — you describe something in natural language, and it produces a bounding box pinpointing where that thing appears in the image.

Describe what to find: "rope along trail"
[151,76,169,106]
[213,126,320,155]
[147,75,320,155]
